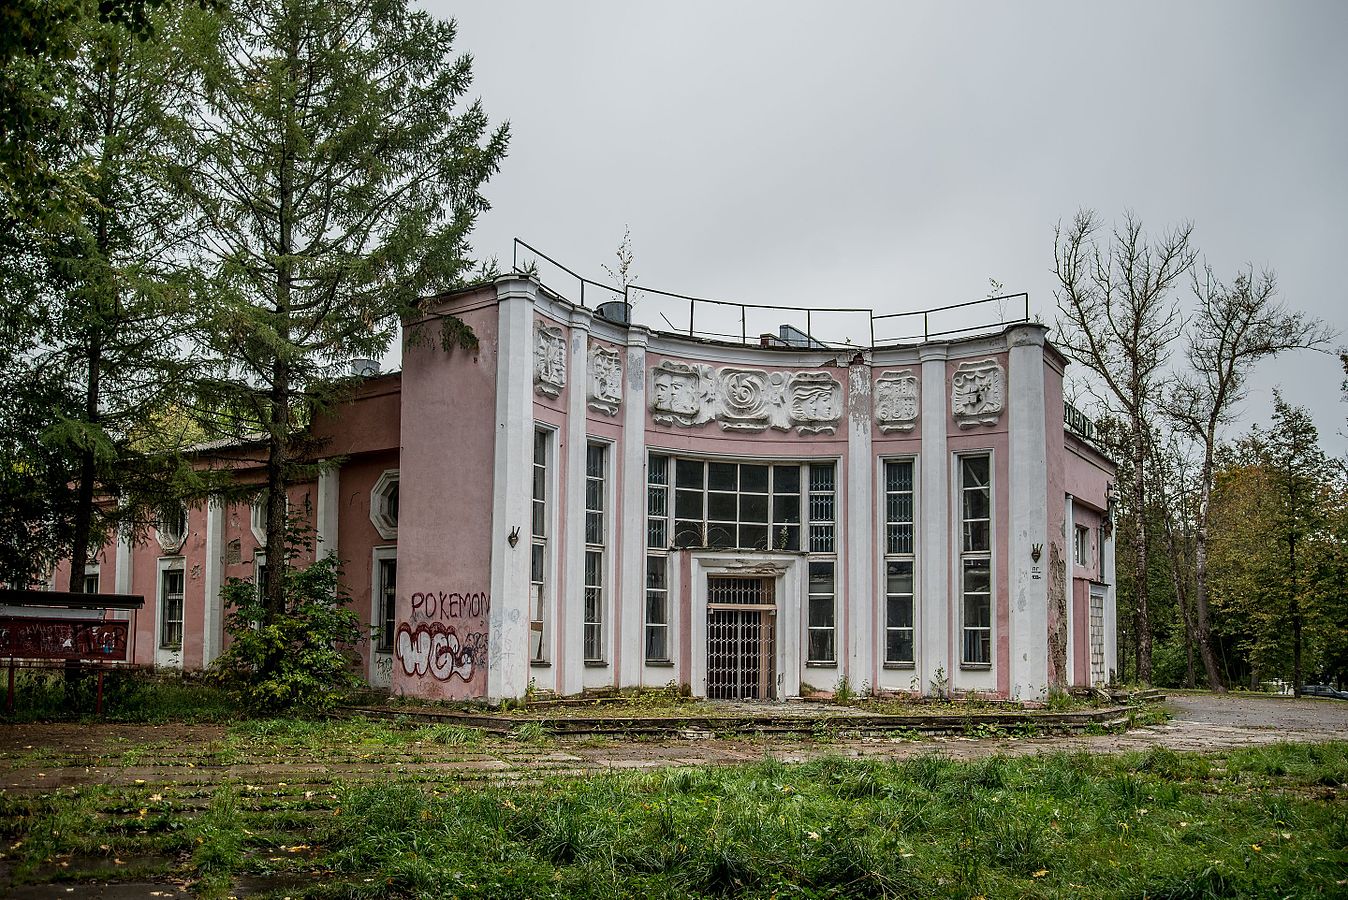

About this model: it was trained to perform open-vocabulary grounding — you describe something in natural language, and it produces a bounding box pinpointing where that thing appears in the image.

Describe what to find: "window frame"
[1074,523,1089,568]
[530,427,555,665]
[583,440,610,664]
[805,460,839,665]
[158,559,185,649]
[371,546,398,654]
[957,453,994,668]
[645,453,672,664]
[369,469,400,541]
[882,457,917,668]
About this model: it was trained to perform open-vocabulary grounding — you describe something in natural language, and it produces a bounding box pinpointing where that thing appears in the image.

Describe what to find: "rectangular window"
[808,463,836,553]
[647,454,669,549]
[807,560,836,663]
[669,459,803,551]
[531,429,551,662]
[960,455,992,665]
[160,567,184,648]
[645,555,669,662]
[584,442,607,662]
[883,459,916,665]
[83,570,99,595]
[1074,524,1089,567]
[377,557,397,652]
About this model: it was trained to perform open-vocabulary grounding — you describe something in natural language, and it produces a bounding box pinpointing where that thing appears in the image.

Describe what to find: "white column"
[316,465,340,561]
[487,277,536,702]
[1008,325,1050,699]
[618,329,649,688]
[1103,519,1118,682]
[114,527,133,595]
[203,498,224,666]
[1063,494,1074,685]
[561,307,594,695]
[845,359,874,686]
[918,345,949,696]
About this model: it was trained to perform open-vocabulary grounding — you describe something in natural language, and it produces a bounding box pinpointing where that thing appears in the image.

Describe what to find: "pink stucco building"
[45,271,1117,702]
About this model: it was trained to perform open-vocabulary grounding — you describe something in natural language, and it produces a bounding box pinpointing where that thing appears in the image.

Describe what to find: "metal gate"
[1089,587,1106,686]
[706,576,776,700]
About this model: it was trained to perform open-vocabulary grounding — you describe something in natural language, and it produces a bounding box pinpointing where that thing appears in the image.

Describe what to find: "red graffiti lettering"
[395,622,485,682]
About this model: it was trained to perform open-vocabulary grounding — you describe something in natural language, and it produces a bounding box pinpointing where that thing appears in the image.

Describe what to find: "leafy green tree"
[184,0,508,626]
[212,530,362,713]
[1,1,214,587]
[1165,267,1331,690]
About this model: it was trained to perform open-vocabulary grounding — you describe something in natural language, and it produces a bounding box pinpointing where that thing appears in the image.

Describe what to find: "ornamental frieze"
[533,325,566,398]
[874,369,919,433]
[649,361,841,435]
[587,344,623,416]
[951,358,1005,428]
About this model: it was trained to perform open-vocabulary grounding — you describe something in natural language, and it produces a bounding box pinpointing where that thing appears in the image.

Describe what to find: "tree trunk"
[1131,424,1153,685]
[1191,456,1227,691]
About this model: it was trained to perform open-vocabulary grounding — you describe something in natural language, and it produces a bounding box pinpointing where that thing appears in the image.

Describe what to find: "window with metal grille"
[884,459,915,665]
[960,455,992,666]
[531,429,551,662]
[808,463,835,553]
[377,557,397,651]
[646,454,671,664]
[584,442,607,662]
[160,567,184,648]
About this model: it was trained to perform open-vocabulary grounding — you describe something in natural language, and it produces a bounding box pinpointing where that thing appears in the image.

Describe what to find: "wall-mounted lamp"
[507,526,520,548]
[1031,543,1043,563]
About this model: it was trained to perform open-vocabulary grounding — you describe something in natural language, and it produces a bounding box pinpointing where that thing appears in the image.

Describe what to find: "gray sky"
[416,0,1348,455]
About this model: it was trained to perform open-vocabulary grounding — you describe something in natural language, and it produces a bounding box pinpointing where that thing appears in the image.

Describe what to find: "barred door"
[1089,587,1106,686]
[706,576,776,700]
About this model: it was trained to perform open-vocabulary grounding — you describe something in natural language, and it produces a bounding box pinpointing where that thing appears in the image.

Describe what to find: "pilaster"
[1008,324,1050,699]
[562,307,594,695]
[316,465,339,561]
[203,498,224,667]
[487,277,536,702]
[618,328,649,687]
[918,344,949,695]
[845,359,873,686]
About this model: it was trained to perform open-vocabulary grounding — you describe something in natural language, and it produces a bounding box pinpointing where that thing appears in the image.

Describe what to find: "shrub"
[210,544,363,714]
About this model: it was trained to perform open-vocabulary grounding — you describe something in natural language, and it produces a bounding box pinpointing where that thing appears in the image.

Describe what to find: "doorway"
[706,576,776,700]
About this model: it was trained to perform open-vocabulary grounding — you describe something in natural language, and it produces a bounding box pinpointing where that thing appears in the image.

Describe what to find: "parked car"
[1300,684,1348,700]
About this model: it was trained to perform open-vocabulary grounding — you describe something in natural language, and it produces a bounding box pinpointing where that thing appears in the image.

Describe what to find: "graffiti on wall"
[394,589,491,683]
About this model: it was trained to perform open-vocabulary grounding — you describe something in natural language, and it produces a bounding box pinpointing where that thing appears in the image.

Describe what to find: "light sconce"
[507,526,520,548]
[1031,543,1043,563]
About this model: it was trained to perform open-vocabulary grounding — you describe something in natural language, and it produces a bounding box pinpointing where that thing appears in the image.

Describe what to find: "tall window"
[806,462,837,663]
[584,442,607,662]
[377,558,397,651]
[884,459,915,665]
[1074,524,1089,567]
[960,455,992,666]
[646,455,671,663]
[160,567,184,648]
[531,429,550,663]
[83,568,100,595]
[672,460,802,550]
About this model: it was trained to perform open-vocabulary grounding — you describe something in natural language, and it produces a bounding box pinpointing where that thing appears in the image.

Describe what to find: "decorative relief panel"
[950,358,1005,428]
[587,345,623,416]
[874,369,919,433]
[649,361,842,435]
[788,372,843,435]
[534,325,566,398]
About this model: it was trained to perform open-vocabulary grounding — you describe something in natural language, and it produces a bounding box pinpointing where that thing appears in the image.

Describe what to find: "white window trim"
[83,563,101,595]
[583,438,613,665]
[531,426,557,666]
[955,450,995,671]
[371,545,397,655]
[644,453,673,666]
[1074,524,1090,568]
[156,556,186,651]
[369,469,400,541]
[880,455,918,669]
[250,497,268,547]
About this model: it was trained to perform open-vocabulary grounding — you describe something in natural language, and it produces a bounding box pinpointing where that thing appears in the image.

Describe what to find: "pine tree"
[184,0,508,622]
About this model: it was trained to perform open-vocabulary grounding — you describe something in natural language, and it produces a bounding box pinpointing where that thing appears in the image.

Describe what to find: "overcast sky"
[416,0,1348,455]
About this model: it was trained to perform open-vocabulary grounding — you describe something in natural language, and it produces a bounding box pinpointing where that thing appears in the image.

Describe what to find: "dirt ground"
[1,692,1344,794]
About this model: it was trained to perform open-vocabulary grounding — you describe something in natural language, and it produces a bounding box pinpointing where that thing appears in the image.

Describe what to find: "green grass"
[2,742,1345,898]
[1,670,237,723]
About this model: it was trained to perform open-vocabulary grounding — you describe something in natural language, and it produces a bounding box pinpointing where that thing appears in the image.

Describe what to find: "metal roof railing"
[511,238,1029,349]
